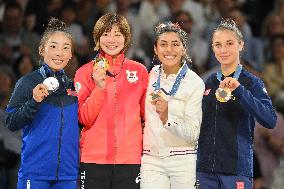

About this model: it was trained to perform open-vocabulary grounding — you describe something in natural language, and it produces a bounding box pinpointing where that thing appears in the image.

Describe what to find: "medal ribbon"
[216,64,242,81]
[155,63,188,96]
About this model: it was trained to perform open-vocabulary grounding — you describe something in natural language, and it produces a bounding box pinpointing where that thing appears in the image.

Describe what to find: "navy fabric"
[197,68,277,178]
[197,172,253,189]
[5,64,79,180]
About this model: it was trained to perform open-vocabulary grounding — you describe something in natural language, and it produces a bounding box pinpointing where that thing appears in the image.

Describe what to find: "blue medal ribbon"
[155,63,188,96]
[216,64,242,82]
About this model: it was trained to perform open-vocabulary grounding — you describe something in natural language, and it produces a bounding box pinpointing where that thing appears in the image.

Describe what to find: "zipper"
[113,78,118,164]
[55,97,64,179]
[211,101,218,172]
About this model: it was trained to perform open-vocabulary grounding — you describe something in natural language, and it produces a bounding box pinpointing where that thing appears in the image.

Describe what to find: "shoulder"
[125,59,147,70]
[75,62,93,78]
[241,69,262,84]
[149,65,160,78]
[240,69,266,92]
[205,72,217,84]
[15,70,41,88]
[184,69,205,90]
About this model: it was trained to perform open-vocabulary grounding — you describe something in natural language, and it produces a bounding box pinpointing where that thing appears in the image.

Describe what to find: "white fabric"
[143,65,205,154]
[140,154,197,189]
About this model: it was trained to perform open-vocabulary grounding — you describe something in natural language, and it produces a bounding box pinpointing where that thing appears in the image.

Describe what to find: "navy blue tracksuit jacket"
[197,68,277,178]
[5,64,79,180]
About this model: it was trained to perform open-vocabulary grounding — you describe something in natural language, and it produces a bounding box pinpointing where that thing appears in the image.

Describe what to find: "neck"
[163,64,182,76]
[221,61,239,76]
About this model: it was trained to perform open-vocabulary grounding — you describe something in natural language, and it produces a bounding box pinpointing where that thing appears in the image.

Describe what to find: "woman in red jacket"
[74,13,148,189]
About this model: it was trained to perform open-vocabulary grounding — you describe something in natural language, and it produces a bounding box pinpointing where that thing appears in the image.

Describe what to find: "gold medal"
[93,57,109,71]
[215,87,232,102]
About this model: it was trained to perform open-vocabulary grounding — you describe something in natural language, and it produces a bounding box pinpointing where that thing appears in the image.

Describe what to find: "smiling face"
[154,32,185,74]
[212,29,243,68]
[40,32,72,72]
[99,25,125,57]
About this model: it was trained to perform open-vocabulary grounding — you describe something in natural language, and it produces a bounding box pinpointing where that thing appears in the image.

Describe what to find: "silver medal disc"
[43,77,59,92]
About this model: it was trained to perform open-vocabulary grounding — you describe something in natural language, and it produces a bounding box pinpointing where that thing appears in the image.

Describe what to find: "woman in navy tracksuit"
[5,18,79,189]
[197,18,277,189]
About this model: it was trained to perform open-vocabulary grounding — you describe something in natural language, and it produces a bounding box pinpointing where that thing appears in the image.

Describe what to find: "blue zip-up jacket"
[5,63,79,180]
[197,68,277,178]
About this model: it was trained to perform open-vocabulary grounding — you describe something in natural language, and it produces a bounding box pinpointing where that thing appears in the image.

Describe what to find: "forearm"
[6,98,40,131]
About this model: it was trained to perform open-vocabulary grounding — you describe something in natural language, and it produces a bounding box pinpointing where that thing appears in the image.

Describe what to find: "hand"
[219,77,240,91]
[151,97,168,124]
[33,84,49,102]
[92,65,106,89]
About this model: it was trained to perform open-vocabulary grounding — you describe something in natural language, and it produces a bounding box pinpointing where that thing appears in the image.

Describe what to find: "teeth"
[53,59,63,64]
[164,55,175,59]
[107,46,117,49]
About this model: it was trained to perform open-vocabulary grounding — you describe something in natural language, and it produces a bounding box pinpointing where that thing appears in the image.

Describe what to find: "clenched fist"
[33,84,49,102]
[92,65,107,89]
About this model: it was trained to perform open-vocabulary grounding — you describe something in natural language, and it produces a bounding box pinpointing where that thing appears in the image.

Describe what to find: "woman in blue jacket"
[197,18,277,189]
[5,18,79,189]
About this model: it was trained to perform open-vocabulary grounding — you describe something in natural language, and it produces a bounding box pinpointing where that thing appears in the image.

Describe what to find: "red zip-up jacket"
[74,52,148,164]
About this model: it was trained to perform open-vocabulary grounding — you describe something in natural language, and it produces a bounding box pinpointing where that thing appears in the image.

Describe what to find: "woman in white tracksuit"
[140,22,205,189]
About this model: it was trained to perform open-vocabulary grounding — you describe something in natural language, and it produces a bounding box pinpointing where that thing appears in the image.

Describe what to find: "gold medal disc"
[93,57,109,71]
[215,88,232,102]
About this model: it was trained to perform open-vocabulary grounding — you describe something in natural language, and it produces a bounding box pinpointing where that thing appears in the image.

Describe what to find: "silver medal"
[43,77,59,93]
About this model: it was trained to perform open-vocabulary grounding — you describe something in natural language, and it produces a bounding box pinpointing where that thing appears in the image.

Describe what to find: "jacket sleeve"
[140,66,149,123]
[164,78,205,144]
[233,78,277,129]
[5,77,41,131]
[74,67,105,129]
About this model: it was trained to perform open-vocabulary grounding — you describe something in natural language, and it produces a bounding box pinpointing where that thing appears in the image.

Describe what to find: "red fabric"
[74,52,148,164]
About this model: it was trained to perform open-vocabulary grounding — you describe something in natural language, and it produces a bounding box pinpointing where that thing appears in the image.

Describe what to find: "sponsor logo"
[194,179,200,189]
[135,173,141,184]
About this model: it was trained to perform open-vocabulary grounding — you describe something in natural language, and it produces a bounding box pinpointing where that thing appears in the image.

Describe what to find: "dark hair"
[213,18,243,42]
[154,21,188,47]
[153,21,191,63]
[93,13,131,51]
[4,1,23,16]
[39,17,73,57]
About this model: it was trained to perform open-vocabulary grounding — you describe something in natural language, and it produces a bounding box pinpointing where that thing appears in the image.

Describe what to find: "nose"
[165,44,173,52]
[219,45,229,53]
[56,48,64,56]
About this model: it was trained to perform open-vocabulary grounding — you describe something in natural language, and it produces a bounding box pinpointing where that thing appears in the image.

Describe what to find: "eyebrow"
[160,40,181,43]
[49,41,71,46]
[213,40,234,44]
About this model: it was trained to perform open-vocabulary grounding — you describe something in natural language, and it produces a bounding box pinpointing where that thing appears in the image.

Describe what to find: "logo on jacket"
[204,89,211,96]
[126,70,138,83]
[263,87,268,94]
[236,181,244,189]
[75,82,81,93]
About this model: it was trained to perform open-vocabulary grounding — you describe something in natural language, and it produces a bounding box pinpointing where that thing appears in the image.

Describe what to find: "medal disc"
[43,77,59,92]
[215,88,232,102]
[94,57,109,70]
